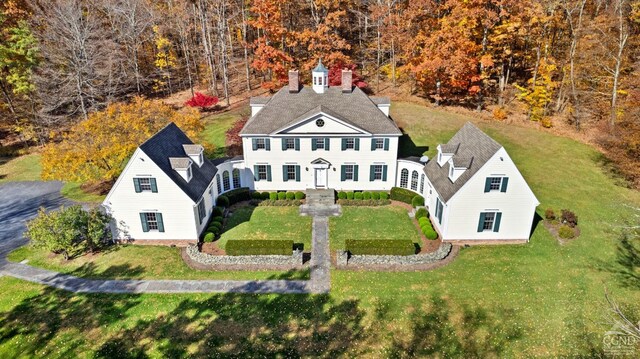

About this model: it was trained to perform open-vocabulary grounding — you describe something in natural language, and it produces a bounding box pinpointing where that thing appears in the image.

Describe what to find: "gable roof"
[424,122,502,202]
[139,123,217,203]
[241,86,401,135]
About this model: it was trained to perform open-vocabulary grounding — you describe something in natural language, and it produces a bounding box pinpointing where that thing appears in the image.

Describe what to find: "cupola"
[312,59,329,94]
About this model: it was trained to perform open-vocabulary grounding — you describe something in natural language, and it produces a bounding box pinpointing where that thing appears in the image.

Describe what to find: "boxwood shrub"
[337,199,390,206]
[256,199,302,206]
[346,191,354,200]
[216,195,230,208]
[277,192,287,200]
[223,187,252,205]
[261,192,270,200]
[208,226,221,235]
[286,191,295,200]
[269,192,278,200]
[354,192,363,200]
[362,191,371,200]
[251,191,262,200]
[226,240,293,256]
[208,222,222,230]
[415,207,428,220]
[295,191,305,200]
[412,195,424,208]
[418,217,429,227]
[346,239,415,256]
[390,187,422,205]
[424,228,437,240]
[379,192,389,200]
[213,216,223,223]
[203,232,215,243]
[371,192,380,200]
[212,207,224,217]
[338,191,347,199]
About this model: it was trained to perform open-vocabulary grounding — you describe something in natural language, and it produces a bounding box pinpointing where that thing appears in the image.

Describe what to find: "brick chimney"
[341,69,352,93]
[288,70,299,93]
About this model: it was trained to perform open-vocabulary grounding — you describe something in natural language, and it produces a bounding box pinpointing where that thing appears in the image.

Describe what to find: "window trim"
[375,138,384,150]
[411,170,419,191]
[286,164,297,181]
[222,170,230,191]
[315,137,325,150]
[285,138,295,150]
[255,138,266,150]
[344,164,355,181]
[145,212,159,231]
[197,199,206,225]
[257,165,268,181]
[139,178,152,192]
[400,168,409,188]
[232,169,241,188]
[345,138,355,150]
[373,165,383,180]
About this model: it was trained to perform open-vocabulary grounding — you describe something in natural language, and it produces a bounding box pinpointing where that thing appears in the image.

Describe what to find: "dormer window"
[169,157,193,182]
[449,165,454,178]
[186,163,192,181]
[183,144,204,167]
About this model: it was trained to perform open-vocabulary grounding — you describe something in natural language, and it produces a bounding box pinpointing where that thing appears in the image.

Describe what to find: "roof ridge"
[139,122,179,147]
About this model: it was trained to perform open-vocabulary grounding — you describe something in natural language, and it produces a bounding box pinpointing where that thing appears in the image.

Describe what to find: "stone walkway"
[0,182,336,295]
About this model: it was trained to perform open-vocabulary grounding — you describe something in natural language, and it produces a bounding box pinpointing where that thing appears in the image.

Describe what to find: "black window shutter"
[265,138,271,151]
[253,165,259,181]
[312,138,317,151]
[354,165,359,181]
[340,165,346,181]
[325,137,330,150]
[484,178,492,192]
[382,165,388,181]
[384,138,389,151]
[501,177,509,192]
[341,138,347,150]
[355,138,360,151]
[133,178,141,193]
[252,139,257,151]
[493,212,502,232]
[282,165,288,182]
[157,213,165,232]
[371,138,376,151]
[295,138,300,151]
[477,213,486,232]
[281,138,287,151]
[369,165,375,181]
[140,213,149,232]
[150,178,158,193]
[295,165,301,182]
[266,165,272,181]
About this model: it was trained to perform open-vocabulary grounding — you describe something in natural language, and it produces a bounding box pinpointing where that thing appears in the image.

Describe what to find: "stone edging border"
[184,244,304,270]
[333,243,459,271]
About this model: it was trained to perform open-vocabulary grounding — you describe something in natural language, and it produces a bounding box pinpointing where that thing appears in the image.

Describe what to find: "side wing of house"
[103,148,207,242]
[437,147,539,243]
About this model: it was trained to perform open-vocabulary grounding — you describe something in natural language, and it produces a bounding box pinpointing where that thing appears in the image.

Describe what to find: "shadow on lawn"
[1,268,533,357]
[596,230,640,289]
[398,129,430,158]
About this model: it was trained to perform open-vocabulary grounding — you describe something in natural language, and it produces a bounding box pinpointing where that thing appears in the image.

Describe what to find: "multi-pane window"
[420,174,425,193]
[375,138,384,150]
[345,138,355,149]
[345,165,355,180]
[145,213,159,231]
[232,169,241,188]
[255,138,266,150]
[435,198,443,224]
[197,199,206,224]
[216,174,222,193]
[286,165,297,181]
[483,212,495,231]
[315,138,325,150]
[490,177,502,191]
[186,165,192,181]
[285,138,295,150]
[400,169,409,188]
[257,165,267,180]
[411,171,419,191]
[139,178,152,191]
[373,165,383,180]
[222,171,230,191]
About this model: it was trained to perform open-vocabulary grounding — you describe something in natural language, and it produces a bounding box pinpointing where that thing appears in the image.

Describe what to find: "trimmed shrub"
[411,195,424,208]
[251,191,262,200]
[424,228,438,240]
[295,191,305,200]
[277,192,287,200]
[256,199,303,207]
[203,232,215,243]
[371,192,380,200]
[390,187,417,204]
[212,207,224,217]
[213,216,223,223]
[216,195,229,208]
[223,187,252,205]
[286,191,295,200]
[226,240,293,256]
[346,239,415,256]
[418,217,429,227]
[208,222,222,230]
[354,192,363,200]
[208,227,221,235]
[558,225,575,239]
[362,191,372,200]
[561,209,578,228]
[415,208,428,220]
[545,208,556,221]
[261,192,270,200]
[269,192,278,200]
[379,192,389,200]
[346,191,354,200]
[337,199,391,206]
[338,191,347,199]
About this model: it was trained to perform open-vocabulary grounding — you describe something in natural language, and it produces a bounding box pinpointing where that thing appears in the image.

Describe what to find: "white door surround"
[311,158,331,189]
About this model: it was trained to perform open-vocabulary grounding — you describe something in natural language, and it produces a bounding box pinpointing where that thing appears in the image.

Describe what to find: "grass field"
[217,206,313,251]
[201,108,247,158]
[7,245,308,281]
[1,102,639,357]
[329,206,421,250]
[0,153,42,182]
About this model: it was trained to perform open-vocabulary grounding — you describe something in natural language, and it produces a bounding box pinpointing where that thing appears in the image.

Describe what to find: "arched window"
[400,169,409,188]
[411,170,419,191]
[232,169,241,189]
[216,174,221,194]
[420,174,425,194]
[222,171,230,192]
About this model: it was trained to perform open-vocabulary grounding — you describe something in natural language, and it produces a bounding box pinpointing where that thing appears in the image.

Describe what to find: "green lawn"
[329,206,421,250]
[0,153,42,182]
[201,109,247,158]
[7,245,308,280]
[1,102,639,357]
[218,206,313,251]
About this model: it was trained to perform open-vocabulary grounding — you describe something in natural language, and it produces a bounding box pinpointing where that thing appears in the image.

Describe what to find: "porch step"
[305,189,336,206]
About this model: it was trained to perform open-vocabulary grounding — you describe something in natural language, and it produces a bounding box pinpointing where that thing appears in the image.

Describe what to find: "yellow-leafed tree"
[42,97,202,183]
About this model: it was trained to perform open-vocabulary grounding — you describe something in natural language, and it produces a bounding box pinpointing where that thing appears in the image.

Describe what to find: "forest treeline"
[1,0,640,185]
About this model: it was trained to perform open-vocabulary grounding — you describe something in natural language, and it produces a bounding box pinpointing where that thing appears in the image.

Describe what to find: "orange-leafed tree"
[185,92,219,110]
[42,97,203,183]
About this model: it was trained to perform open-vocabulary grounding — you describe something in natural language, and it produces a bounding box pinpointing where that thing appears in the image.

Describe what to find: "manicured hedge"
[354,192,363,200]
[379,192,389,200]
[269,192,278,200]
[338,191,347,199]
[208,222,222,230]
[261,192,270,200]
[251,191,262,200]
[295,191,305,200]
[223,187,252,205]
[216,195,229,208]
[412,195,424,207]
[255,199,302,207]
[346,192,354,200]
[286,191,295,200]
[415,207,429,220]
[277,192,287,200]
[371,192,380,200]
[203,232,215,242]
[390,187,423,205]
[225,240,294,256]
[212,207,224,217]
[337,199,390,206]
[345,239,416,256]
[418,216,438,240]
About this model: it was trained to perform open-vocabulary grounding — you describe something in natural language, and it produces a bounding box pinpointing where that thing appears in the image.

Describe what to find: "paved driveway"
[0,181,74,261]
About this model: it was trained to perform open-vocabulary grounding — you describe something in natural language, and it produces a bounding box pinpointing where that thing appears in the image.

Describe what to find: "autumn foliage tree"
[185,92,219,110]
[328,63,367,89]
[42,97,202,183]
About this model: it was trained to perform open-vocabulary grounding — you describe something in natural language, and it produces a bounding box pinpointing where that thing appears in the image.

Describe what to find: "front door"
[314,168,327,188]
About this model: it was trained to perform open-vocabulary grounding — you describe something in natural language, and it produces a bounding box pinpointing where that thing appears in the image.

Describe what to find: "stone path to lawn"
[0,181,334,294]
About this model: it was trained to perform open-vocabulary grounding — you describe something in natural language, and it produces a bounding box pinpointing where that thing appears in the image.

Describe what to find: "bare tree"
[562,0,586,130]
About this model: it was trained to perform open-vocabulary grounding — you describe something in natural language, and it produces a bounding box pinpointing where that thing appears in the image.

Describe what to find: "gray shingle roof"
[140,123,217,203]
[240,86,401,135]
[249,97,270,105]
[169,157,191,169]
[182,144,203,155]
[371,97,390,105]
[424,122,502,203]
[440,143,459,154]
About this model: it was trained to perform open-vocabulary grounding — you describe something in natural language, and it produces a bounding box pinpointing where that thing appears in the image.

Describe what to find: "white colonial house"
[104,60,539,245]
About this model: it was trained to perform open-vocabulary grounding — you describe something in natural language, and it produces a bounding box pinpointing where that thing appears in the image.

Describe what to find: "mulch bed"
[543,220,581,245]
[200,242,226,255]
